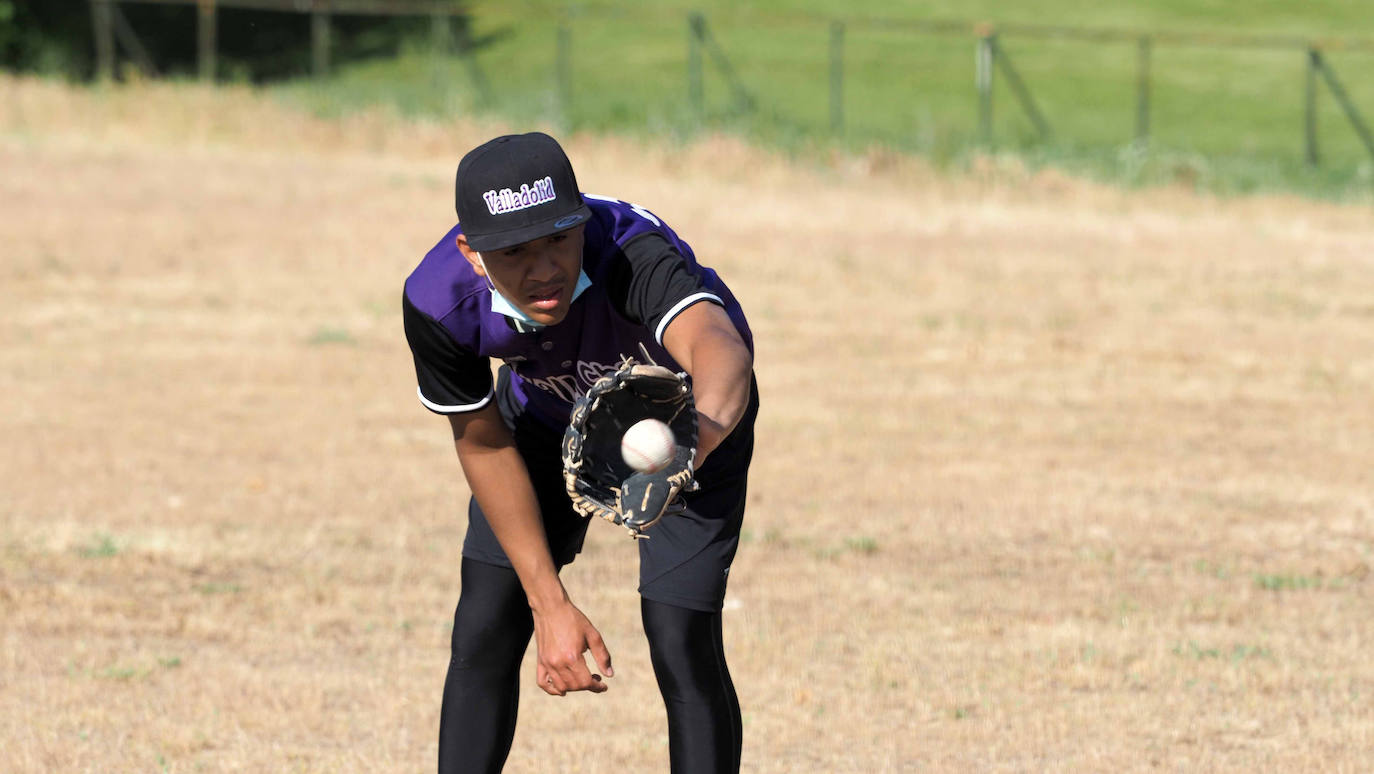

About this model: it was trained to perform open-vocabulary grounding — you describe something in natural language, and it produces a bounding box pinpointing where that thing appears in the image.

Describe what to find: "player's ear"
[455,233,486,277]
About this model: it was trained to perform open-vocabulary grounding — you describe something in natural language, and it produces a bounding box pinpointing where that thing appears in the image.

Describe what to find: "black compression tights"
[641,595,743,774]
[438,558,742,774]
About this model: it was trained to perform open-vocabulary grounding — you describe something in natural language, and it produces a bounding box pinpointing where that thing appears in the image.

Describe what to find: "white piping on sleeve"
[416,385,493,414]
[654,292,723,345]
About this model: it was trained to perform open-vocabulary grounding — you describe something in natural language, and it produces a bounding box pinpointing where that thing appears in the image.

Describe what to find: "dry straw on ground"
[2,75,1372,772]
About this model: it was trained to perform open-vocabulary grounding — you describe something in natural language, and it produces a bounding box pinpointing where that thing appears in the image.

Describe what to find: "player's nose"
[527,248,562,281]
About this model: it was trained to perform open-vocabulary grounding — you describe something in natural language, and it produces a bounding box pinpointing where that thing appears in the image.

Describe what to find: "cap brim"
[465,205,592,252]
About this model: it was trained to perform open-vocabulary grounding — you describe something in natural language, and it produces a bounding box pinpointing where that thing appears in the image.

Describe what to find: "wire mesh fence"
[92,1,1374,188]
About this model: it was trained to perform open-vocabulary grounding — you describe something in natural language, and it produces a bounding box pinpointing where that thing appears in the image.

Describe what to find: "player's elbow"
[449,405,514,452]
[692,333,753,430]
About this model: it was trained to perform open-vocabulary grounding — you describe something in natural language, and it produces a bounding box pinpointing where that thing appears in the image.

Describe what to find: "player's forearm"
[684,326,753,464]
[662,303,754,465]
[454,439,567,611]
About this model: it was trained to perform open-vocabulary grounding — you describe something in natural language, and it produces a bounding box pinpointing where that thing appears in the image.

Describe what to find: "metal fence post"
[1135,36,1151,147]
[1311,49,1374,165]
[429,11,449,97]
[312,6,331,79]
[451,14,492,107]
[431,12,450,54]
[688,13,704,120]
[976,28,994,143]
[91,0,115,81]
[696,14,754,115]
[557,21,572,127]
[197,0,216,82]
[989,36,1050,140]
[829,20,844,135]
[1305,47,1319,166]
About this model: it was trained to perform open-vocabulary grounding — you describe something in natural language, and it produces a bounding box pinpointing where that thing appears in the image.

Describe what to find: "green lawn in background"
[271,1,1374,198]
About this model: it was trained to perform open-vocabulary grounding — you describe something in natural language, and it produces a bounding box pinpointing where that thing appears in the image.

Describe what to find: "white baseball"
[621,418,676,474]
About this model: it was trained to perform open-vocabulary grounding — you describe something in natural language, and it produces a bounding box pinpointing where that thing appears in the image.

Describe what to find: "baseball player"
[402,132,758,774]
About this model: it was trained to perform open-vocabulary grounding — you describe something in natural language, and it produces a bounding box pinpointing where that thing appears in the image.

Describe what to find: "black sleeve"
[402,291,494,414]
[613,233,723,343]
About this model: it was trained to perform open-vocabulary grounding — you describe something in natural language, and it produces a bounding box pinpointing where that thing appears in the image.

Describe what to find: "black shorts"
[461,368,759,613]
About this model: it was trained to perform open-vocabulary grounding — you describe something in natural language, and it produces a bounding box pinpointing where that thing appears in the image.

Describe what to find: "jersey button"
[541,341,554,351]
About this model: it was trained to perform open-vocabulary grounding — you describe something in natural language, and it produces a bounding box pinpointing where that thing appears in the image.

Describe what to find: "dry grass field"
[2,74,1373,772]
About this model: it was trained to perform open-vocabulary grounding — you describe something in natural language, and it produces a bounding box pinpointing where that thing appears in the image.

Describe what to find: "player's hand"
[531,599,614,696]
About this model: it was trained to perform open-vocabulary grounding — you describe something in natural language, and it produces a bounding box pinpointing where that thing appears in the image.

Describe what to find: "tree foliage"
[0,0,429,80]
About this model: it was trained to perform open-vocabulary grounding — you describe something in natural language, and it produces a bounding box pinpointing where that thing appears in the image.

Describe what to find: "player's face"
[468,225,586,327]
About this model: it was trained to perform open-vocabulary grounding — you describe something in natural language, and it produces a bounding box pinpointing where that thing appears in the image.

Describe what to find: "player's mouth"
[527,283,565,312]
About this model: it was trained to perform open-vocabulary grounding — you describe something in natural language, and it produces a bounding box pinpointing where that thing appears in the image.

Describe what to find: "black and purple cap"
[454,132,592,252]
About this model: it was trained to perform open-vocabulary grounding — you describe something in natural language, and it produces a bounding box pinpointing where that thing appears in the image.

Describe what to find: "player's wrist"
[524,579,571,614]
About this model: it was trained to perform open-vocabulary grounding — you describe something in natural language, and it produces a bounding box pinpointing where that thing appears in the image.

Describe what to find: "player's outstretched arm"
[449,405,613,696]
[661,301,753,467]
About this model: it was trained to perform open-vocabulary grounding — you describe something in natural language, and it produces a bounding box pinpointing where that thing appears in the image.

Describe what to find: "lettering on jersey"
[576,359,621,387]
[483,177,556,215]
[524,373,582,403]
[521,358,629,403]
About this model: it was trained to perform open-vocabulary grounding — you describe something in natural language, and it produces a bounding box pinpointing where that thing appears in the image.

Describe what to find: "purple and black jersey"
[403,194,753,432]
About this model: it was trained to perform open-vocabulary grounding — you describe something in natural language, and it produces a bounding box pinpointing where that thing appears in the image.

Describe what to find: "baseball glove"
[562,351,698,538]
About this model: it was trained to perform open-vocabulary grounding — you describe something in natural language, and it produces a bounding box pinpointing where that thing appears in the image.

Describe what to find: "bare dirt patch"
[3,76,1372,772]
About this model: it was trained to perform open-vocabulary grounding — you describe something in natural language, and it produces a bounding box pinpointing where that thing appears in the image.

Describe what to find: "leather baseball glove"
[561,353,698,538]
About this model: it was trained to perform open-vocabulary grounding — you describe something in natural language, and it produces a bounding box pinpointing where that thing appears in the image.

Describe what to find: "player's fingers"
[538,665,565,697]
[556,657,610,694]
[587,632,614,678]
[570,666,607,694]
[557,661,594,692]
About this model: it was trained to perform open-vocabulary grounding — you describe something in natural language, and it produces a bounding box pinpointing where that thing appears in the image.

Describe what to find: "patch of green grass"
[93,657,182,682]
[96,665,148,681]
[1193,559,1230,580]
[1173,641,1273,663]
[77,533,119,559]
[1255,572,1323,591]
[844,536,879,555]
[814,535,880,559]
[307,327,357,346]
[1303,363,1341,392]
[269,1,1374,200]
